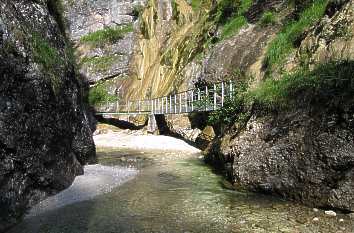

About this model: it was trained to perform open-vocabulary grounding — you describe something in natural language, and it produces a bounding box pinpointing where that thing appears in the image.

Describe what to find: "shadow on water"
[7,149,354,233]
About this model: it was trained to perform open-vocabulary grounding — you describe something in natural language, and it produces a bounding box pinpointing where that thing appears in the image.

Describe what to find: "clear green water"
[8,149,353,233]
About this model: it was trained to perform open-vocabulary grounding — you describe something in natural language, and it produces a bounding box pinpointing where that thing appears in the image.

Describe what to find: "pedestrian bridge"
[95,81,235,116]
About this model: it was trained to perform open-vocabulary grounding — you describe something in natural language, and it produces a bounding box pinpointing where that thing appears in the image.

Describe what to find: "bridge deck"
[95,81,235,116]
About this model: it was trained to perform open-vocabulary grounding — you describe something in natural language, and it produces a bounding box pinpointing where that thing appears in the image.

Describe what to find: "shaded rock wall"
[0,0,95,230]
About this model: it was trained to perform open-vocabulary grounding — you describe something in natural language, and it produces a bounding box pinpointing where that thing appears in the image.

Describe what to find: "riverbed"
[8,132,354,233]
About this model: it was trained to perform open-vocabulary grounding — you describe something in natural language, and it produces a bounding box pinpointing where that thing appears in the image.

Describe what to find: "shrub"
[80,55,119,72]
[88,84,119,106]
[32,33,63,94]
[132,5,144,19]
[248,60,354,109]
[259,11,276,26]
[221,16,247,39]
[218,0,253,39]
[265,0,329,69]
[80,24,133,47]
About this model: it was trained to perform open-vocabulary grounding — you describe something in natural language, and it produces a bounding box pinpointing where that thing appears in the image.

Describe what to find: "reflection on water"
[8,149,354,233]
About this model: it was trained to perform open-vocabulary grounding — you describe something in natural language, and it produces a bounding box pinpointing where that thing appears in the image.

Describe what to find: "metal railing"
[95,80,235,115]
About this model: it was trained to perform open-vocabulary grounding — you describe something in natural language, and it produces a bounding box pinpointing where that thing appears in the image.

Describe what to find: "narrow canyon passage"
[7,135,354,233]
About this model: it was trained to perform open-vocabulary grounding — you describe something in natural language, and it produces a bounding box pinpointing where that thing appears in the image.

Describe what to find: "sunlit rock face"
[0,0,95,230]
[62,0,145,84]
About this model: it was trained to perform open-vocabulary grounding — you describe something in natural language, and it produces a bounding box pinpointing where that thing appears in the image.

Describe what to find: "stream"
[8,147,353,233]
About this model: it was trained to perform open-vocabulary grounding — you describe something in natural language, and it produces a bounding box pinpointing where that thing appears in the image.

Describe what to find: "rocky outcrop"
[209,104,354,211]
[0,0,95,230]
[62,0,144,84]
[284,0,354,72]
[204,0,354,212]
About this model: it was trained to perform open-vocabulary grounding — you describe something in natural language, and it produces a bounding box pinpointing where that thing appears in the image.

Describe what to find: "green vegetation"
[216,0,253,39]
[208,60,354,125]
[249,60,354,109]
[80,24,133,47]
[190,0,202,11]
[81,55,120,72]
[259,11,276,27]
[265,0,328,70]
[221,16,247,39]
[132,5,144,19]
[88,83,119,106]
[32,33,63,94]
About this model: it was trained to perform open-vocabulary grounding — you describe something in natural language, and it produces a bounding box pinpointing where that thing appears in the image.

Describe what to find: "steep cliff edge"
[0,0,96,230]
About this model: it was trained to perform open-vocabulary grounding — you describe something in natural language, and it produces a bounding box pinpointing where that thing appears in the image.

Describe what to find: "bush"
[88,84,119,106]
[208,60,354,126]
[248,60,354,109]
[80,55,118,72]
[221,16,247,39]
[259,11,276,26]
[132,5,144,19]
[265,0,328,69]
[80,24,133,47]
[217,0,253,39]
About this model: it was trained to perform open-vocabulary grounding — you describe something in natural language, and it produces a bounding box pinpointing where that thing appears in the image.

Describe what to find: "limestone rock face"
[222,105,354,211]
[294,0,354,70]
[0,0,95,230]
[63,0,145,84]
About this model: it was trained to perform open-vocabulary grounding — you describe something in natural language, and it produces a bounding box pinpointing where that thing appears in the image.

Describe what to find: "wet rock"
[0,0,95,230]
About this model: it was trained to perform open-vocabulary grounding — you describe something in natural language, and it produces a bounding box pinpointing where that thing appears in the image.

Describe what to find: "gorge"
[1,0,354,232]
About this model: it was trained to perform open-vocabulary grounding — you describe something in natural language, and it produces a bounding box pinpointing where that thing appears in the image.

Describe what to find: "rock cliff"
[0,0,95,230]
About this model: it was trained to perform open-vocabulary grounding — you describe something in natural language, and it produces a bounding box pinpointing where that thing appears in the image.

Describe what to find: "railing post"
[205,86,208,111]
[221,82,225,107]
[151,99,154,114]
[169,95,172,114]
[162,97,164,114]
[165,97,168,114]
[179,93,182,113]
[229,80,233,99]
[191,90,194,112]
[185,92,188,113]
[213,84,217,110]
[158,98,160,114]
[127,101,130,114]
[174,94,177,114]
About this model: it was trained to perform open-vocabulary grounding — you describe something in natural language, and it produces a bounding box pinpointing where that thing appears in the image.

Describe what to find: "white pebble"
[339,218,344,223]
[313,208,319,212]
[325,210,337,217]
[312,217,320,222]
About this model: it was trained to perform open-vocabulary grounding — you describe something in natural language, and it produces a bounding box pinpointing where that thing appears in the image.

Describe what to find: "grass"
[248,60,354,110]
[259,11,276,26]
[80,24,133,47]
[265,0,329,69]
[80,55,120,72]
[208,60,354,125]
[190,0,202,11]
[218,0,253,40]
[32,33,63,94]
[221,16,247,39]
[88,83,119,106]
